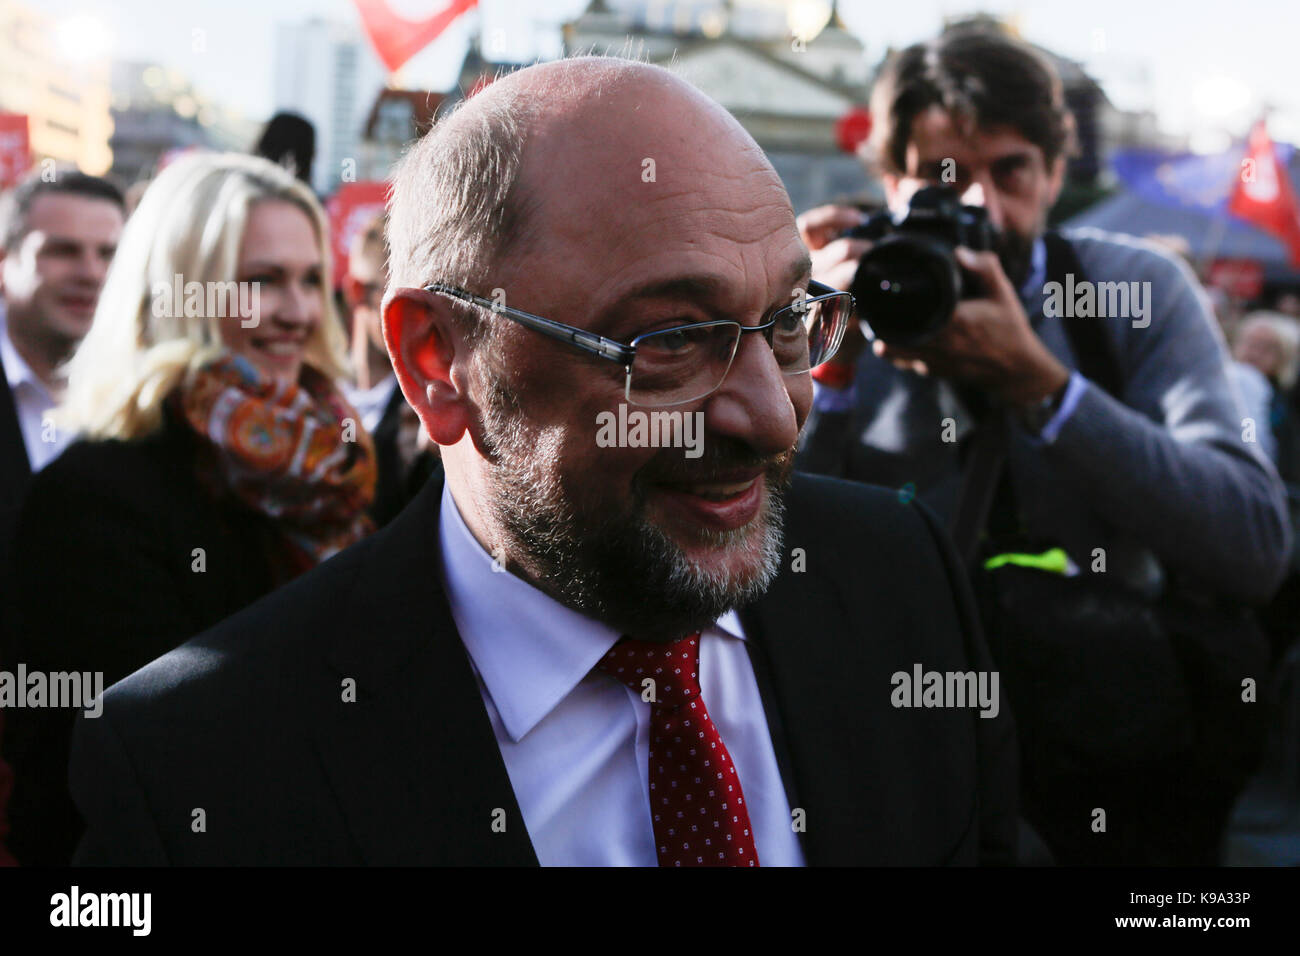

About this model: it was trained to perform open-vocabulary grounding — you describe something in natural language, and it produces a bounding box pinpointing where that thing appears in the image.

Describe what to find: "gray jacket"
[797,227,1292,604]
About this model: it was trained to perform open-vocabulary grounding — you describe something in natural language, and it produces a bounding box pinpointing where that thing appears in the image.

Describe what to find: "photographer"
[798,26,1292,864]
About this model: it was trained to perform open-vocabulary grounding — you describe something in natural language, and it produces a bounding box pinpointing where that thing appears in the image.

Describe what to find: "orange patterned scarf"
[174,353,377,566]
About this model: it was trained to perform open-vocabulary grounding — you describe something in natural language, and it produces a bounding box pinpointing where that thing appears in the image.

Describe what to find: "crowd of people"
[0,24,1295,867]
[0,151,437,864]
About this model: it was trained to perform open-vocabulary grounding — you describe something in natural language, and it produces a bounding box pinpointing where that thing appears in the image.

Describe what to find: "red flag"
[0,113,31,190]
[1228,119,1300,267]
[352,0,479,74]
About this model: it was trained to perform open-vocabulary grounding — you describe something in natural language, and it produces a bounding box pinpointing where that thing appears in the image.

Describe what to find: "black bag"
[956,232,1272,782]
[977,562,1268,778]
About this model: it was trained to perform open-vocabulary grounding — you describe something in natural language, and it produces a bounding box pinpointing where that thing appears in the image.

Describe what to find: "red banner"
[0,114,31,190]
[327,180,390,289]
[1228,119,1300,267]
[352,0,479,73]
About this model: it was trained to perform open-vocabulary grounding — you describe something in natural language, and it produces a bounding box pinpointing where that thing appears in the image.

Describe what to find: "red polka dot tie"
[598,634,760,867]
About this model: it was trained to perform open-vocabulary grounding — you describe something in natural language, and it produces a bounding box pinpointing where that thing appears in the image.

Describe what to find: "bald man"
[69,58,1017,866]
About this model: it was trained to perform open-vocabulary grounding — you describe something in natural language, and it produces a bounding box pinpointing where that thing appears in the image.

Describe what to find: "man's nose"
[75,247,108,284]
[701,329,802,459]
[960,178,1005,232]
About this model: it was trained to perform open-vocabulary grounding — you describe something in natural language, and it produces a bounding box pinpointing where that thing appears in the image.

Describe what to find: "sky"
[38,0,1300,149]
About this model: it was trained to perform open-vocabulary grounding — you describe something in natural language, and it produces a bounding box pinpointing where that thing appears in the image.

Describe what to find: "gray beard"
[476,374,790,642]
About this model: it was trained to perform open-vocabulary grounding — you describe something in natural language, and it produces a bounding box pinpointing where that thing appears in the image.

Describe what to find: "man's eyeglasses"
[422,280,855,408]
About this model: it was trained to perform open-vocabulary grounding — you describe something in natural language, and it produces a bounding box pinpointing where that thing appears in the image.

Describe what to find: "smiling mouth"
[650,472,766,532]
[253,338,307,356]
[658,477,757,501]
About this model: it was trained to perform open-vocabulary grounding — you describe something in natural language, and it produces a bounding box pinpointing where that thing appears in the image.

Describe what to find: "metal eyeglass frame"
[421,279,855,404]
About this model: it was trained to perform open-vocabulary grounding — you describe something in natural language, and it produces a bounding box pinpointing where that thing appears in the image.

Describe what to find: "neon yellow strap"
[983,547,1069,575]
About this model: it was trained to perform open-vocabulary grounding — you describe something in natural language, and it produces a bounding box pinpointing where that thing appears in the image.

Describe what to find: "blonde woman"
[4,152,376,865]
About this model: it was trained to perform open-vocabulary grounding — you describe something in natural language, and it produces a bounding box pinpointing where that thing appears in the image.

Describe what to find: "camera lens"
[850,234,962,347]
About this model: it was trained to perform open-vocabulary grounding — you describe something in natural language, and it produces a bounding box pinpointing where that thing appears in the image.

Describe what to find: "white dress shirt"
[437,482,806,866]
[1,306,71,472]
[341,374,398,434]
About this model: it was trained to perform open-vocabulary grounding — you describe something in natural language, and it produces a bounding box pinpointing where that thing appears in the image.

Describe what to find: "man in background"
[0,168,124,866]
[0,170,123,526]
[342,212,439,526]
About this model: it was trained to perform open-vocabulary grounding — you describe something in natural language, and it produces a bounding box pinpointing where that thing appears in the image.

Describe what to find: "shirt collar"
[436,481,744,742]
[0,308,50,399]
[343,373,397,407]
[1019,236,1047,304]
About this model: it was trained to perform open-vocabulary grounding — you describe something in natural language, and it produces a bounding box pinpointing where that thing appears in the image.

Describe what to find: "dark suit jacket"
[0,376,31,865]
[69,470,1019,866]
[368,382,441,528]
[0,371,32,640]
[3,407,295,865]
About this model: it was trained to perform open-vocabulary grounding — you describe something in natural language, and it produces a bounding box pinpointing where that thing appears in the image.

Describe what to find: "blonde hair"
[58,151,349,440]
[1238,311,1300,390]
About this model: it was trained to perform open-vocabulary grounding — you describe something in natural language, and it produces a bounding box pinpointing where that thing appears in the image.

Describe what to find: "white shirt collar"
[0,306,51,400]
[1020,236,1048,304]
[437,481,744,743]
[341,374,398,433]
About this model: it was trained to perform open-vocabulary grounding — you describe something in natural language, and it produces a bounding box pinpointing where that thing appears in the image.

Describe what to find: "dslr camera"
[843,185,995,347]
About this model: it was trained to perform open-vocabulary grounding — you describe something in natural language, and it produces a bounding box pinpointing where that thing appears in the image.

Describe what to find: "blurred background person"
[252,111,316,188]
[0,170,124,868]
[342,213,392,428]
[341,212,439,526]
[2,151,376,865]
[0,170,125,607]
[1274,292,1300,321]
[1232,311,1300,469]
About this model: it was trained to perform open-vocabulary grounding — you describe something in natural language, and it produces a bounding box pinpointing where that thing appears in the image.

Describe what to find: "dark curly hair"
[867,25,1075,176]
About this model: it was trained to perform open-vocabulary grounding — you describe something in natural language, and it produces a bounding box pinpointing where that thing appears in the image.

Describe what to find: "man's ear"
[383,287,471,447]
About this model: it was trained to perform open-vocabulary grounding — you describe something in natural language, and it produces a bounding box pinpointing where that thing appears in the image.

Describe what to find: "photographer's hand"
[797,204,872,292]
[797,204,872,380]
[872,246,1068,408]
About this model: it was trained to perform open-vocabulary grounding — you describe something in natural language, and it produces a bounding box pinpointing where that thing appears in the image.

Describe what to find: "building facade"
[273,18,389,195]
[561,0,877,213]
[0,0,112,176]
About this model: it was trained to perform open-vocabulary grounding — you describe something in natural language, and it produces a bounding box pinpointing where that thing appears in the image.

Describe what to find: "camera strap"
[951,406,1009,568]
[950,231,1119,568]
[1045,231,1123,397]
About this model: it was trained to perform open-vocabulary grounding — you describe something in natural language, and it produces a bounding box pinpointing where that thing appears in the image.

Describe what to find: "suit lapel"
[739,474,929,865]
[740,549,869,865]
[0,376,32,635]
[0,373,33,516]
[313,473,538,865]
